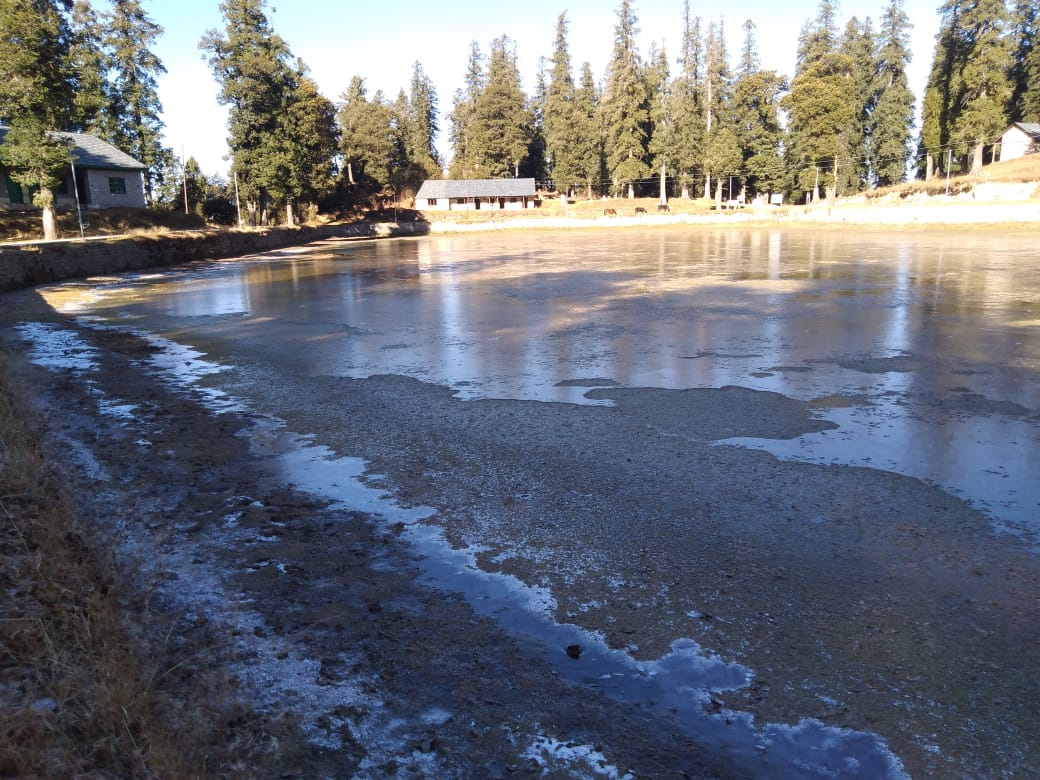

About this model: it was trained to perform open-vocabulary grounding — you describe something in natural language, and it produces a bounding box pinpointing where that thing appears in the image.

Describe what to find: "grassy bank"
[0,355,256,777]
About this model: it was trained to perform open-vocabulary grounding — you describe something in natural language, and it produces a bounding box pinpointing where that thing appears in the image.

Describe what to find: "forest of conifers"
[2,0,1038,223]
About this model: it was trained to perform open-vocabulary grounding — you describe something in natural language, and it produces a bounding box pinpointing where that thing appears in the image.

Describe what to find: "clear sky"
[114,0,942,179]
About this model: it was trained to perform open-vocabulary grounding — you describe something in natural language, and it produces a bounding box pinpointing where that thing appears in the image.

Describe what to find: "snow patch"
[523,735,633,779]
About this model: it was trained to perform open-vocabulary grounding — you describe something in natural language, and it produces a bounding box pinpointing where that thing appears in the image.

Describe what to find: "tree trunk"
[285,200,295,227]
[681,183,690,200]
[346,162,356,186]
[971,141,985,173]
[703,173,711,200]
[714,180,723,210]
[627,183,634,199]
[659,162,667,205]
[925,153,934,181]
[42,205,58,241]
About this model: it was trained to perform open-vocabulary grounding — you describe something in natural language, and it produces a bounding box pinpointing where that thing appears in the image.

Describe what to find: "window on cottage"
[427,198,437,206]
[108,177,127,195]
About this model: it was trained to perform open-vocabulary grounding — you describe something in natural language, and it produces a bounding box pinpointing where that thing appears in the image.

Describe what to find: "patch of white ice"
[523,734,633,779]
[17,321,99,372]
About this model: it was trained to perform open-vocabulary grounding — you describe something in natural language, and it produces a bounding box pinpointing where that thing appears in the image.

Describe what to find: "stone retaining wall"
[0,221,429,292]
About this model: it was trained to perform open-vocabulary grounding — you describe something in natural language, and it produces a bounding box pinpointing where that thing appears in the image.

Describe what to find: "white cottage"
[415,178,537,212]
[0,125,147,210]
[998,122,1040,162]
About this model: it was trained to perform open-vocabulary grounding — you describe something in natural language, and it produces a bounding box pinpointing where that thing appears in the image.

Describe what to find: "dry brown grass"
[0,207,206,242]
[865,153,1040,200]
[0,355,264,778]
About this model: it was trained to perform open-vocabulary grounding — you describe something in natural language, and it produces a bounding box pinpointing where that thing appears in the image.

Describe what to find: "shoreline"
[424,197,1040,232]
[1,193,1036,294]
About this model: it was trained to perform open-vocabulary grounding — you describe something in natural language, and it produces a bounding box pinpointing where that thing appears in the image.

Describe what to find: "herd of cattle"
[604,204,671,216]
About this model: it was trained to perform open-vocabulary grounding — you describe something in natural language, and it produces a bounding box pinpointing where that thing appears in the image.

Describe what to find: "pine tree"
[672,1,704,198]
[201,0,297,224]
[920,0,1013,175]
[468,36,533,178]
[872,0,915,186]
[1009,0,1037,121]
[338,76,398,190]
[919,1,960,178]
[448,41,483,178]
[0,0,77,239]
[263,66,337,223]
[732,20,786,198]
[544,12,583,194]
[702,18,736,200]
[840,16,878,192]
[950,0,1013,171]
[405,62,440,178]
[645,44,674,202]
[601,0,650,197]
[784,0,856,201]
[573,62,602,198]
[1023,32,1040,120]
[68,1,108,133]
[102,0,169,204]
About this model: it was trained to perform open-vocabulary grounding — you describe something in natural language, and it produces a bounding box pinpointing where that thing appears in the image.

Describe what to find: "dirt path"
[2,287,1038,778]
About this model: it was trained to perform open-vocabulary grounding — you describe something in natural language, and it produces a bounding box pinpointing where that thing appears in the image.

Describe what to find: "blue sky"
[123,0,941,178]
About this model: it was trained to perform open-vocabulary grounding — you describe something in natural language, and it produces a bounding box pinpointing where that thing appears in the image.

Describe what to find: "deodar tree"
[470,36,534,178]
[0,0,76,240]
[202,0,337,225]
[100,0,169,204]
[544,13,583,196]
[784,0,856,203]
[872,0,915,186]
[672,1,704,199]
[920,0,1013,175]
[732,20,786,200]
[601,0,650,198]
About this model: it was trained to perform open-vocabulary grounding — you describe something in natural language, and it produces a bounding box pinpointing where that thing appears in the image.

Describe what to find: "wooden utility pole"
[181,146,189,215]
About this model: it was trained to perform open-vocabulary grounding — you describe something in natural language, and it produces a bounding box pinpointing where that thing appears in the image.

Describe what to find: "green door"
[5,175,23,204]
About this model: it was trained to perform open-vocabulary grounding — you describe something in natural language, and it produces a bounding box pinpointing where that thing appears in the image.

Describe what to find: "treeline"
[3,0,1039,238]
[372,0,1038,202]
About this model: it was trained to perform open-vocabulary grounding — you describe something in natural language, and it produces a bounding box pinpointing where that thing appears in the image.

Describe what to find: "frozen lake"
[18,225,1040,777]
[48,227,1040,541]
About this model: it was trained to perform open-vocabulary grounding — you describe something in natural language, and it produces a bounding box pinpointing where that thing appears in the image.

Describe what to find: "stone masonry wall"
[0,221,428,293]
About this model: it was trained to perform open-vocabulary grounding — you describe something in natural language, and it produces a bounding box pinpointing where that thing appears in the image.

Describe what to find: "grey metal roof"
[0,125,145,171]
[416,178,536,200]
[1010,122,1040,139]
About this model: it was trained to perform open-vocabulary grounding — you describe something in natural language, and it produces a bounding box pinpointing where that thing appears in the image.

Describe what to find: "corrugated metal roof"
[416,178,536,200]
[0,124,145,171]
[1012,122,1040,138]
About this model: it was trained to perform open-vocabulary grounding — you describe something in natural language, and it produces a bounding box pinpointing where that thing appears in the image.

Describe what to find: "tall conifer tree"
[103,0,169,203]
[467,36,533,178]
[672,1,704,198]
[574,62,602,198]
[784,0,856,201]
[732,20,786,198]
[0,0,77,239]
[544,13,583,194]
[601,0,650,197]
[872,0,914,186]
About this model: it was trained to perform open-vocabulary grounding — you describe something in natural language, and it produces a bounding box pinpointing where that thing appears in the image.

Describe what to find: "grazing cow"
[634,207,647,214]
[603,208,617,216]
[657,203,670,212]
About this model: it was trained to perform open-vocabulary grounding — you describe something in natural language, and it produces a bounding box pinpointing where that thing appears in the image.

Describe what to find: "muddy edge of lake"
[2,253,1038,778]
